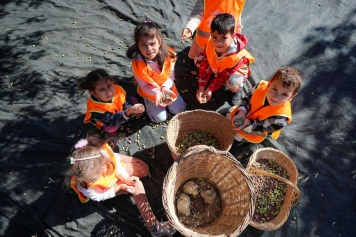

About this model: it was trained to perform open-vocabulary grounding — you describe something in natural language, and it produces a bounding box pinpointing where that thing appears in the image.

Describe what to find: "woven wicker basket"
[162,145,255,237]
[165,109,234,160]
[246,148,300,231]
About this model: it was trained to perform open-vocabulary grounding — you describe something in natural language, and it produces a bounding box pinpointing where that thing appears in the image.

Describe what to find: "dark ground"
[0,0,355,236]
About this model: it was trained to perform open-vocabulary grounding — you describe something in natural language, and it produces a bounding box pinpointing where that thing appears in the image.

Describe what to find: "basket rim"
[246,147,300,231]
[165,109,235,159]
[162,145,256,236]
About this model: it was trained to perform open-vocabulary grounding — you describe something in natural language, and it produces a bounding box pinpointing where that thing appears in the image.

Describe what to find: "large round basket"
[165,109,234,160]
[162,145,255,237]
[246,147,300,231]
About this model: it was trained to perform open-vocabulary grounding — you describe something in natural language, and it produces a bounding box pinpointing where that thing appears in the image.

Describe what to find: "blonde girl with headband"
[126,20,186,123]
[65,133,176,237]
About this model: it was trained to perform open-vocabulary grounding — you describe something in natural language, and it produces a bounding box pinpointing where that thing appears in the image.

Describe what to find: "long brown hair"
[126,20,176,68]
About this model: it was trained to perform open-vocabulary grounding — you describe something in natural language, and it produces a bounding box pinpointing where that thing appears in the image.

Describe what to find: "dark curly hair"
[270,66,302,94]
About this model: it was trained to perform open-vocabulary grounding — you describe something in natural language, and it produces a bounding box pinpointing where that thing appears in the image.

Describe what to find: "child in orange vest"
[194,13,255,106]
[79,69,145,134]
[126,20,186,123]
[227,66,302,143]
[65,134,176,237]
[181,0,246,59]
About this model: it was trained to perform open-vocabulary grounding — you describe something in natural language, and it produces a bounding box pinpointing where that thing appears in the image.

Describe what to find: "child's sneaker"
[149,221,176,237]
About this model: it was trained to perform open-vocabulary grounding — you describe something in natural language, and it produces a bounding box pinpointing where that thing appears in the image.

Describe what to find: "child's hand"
[181,28,192,40]
[196,87,205,103]
[233,118,251,131]
[202,89,212,103]
[241,118,251,129]
[126,104,145,117]
[161,87,176,106]
[131,179,146,196]
[123,176,139,186]
[132,103,145,116]
[155,90,166,107]
[114,182,134,195]
[232,110,248,130]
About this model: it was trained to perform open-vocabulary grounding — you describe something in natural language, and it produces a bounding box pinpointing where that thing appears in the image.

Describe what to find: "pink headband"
[75,139,88,149]
[70,139,100,164]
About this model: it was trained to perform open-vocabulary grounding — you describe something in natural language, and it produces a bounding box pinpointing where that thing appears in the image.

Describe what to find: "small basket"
[246,147,300,231]
[162,145,255,237]
[165,109,234,160]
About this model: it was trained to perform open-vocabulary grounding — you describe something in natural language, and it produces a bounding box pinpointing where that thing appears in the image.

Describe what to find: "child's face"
[138,34,161,61]
[266,79,297,106]
[211,30,235,56]
[89,78,115,102]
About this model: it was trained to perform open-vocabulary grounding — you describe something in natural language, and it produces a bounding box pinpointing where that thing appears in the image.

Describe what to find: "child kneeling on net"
[126,20,186,123]
[79,69,145,134]
[227,66,302,143]
[65,134,176,237]
[195,13,255,106]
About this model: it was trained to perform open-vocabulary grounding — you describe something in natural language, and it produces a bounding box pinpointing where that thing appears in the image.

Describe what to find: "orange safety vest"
[84,85,126,129]
[229,80,292,143]
[70,143,126,203]
[196,0,246,48]
[131,50,179,102]
[205,36,255,75]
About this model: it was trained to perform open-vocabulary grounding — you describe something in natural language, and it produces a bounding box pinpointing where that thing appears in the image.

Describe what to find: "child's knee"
[135,160,149,178]
[150,113,167,123]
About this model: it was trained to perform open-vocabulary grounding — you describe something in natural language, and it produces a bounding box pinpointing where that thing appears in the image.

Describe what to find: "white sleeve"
[114,153,130,180]
[184,0,204,33]
[77,184,116,202]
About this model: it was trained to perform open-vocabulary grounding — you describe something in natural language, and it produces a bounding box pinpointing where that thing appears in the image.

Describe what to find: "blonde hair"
[64,133,116,189]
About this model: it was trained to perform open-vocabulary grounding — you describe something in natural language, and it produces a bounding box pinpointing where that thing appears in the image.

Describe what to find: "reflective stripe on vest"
[84,85,126,129]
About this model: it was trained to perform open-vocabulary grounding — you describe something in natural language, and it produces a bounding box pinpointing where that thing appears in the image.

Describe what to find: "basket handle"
[247,168,300,207]
[180,145,222,159]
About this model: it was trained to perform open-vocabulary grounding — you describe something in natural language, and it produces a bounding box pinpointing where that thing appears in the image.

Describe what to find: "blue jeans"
[144,94,186,123]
